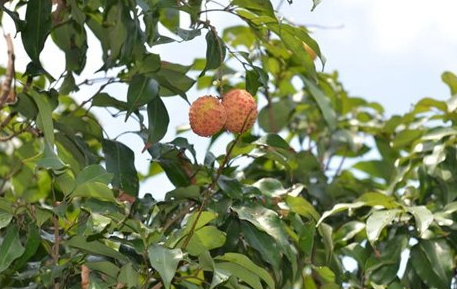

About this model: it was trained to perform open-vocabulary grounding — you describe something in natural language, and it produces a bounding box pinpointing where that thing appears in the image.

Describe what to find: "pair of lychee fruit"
[189,89,258,137]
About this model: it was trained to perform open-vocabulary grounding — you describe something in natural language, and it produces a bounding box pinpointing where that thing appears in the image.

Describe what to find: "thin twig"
[182,109,255,249]
[162,202,195,233]
[0,33,16,109]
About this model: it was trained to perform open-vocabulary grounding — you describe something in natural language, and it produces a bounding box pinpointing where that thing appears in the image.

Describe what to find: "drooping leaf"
[0,210,12,229]
[146,97,169,144]
[215,253,275,289]
[303,77,337,130]
[199,31,226,77]
[66,235,128,262]
[407,206,434,236]
[0,225,25,273]
[366,210,400,243]
[21,0,52,62]
[148,244,183,289]
[410,240,453,289]
[72,164,115,201]
[241,222,281,269]
[126,75,159,120]
[102,140,139,197]
[32,90,55,145]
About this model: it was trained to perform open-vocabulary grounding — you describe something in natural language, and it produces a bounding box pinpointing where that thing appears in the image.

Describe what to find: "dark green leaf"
[92,93,129,111]
[0,225,25,273]
[21,0,52,62]
[200,31,226,77]
[146,97,169,144]
[241,222,281,269]
[102,139,139,197]
[126,75,159,120]
[66,235,128,262]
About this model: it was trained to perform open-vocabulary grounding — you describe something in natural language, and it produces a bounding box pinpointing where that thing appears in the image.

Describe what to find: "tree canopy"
[1,0,457,288]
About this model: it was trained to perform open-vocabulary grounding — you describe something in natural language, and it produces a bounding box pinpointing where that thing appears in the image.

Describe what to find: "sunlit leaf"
[366,210,400,243]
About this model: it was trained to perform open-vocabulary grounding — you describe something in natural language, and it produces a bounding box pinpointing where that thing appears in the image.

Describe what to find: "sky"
[1,0,457,199]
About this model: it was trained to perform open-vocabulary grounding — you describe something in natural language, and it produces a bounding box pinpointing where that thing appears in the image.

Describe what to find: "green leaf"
[0,225,25,273]
[118,263,140,288]
[258,100,294,133]
[241,222,281,269]
[32,90,55,145]
[233,205,293,261]
[12,223,41,270]
[442,71,457,95]
[165,185,200,201]
[216,262,263,289]
[333,221,366,243]
[317,202,365,226]
[75,165,113,187]
[126,75,159,120]
[366,210,400,243]
[200,31,226,77]
[92,93,129,111]
[66,235,128,262]
[311,0,323,11]
[146,97,169,144]
[410,240,453,289]
[0,209,13,229]
[232,0,275,18]
[148,244,183,289]
[186,226,226,256]
[102,139,139,197]
[36,142,68,173]
[392,130,422,148]
[74,178,115,201]
[177,28,201,41]
[286,195,320,221]
[21,0,52,62]
[303,78,337,130]
[217,175,243,199]
[86,261,119,278]
[407,206,434,236]
[216,253,275,289]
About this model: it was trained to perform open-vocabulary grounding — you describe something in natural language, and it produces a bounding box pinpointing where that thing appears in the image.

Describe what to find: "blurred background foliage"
[0,0,457,288]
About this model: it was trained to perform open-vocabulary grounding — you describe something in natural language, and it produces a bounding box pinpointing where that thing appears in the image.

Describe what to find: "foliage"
[0,0,456,288]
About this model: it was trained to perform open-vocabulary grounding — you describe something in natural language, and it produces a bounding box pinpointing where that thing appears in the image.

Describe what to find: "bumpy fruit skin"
[222,89,258,133]
[189,95,227,137]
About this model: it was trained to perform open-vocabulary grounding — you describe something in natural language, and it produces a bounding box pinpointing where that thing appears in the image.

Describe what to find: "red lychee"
[189,95,227,137]
[222,89,258,133]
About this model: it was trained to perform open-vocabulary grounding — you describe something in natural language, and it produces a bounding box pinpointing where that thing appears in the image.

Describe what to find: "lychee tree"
[0,0,457,289]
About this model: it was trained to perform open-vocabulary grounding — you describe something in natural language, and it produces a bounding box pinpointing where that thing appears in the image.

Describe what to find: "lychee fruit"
[222,89,258,133]
[189,95,227,137]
